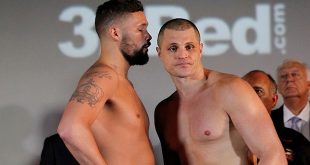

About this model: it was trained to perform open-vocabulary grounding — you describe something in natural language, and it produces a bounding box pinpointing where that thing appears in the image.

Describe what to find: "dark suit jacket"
[40,134,79,165]
[271,106,310,165]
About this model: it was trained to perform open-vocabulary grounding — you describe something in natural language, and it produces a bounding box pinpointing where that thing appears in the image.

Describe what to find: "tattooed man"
[57,0,154,164]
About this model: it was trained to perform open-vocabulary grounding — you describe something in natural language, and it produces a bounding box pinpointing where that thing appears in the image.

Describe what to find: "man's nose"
[146,31,152,41]
[281,74,296,83]
[176,48,189,59]
[286,74,295,81]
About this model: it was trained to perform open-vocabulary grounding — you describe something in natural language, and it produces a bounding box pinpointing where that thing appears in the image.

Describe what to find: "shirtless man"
[57,0,155,164]
[154,18,286,165]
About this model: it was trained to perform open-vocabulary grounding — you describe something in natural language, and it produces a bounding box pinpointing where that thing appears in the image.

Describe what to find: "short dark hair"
[244,70,277,94]
[95,0,144,38]
[157,18,200,46]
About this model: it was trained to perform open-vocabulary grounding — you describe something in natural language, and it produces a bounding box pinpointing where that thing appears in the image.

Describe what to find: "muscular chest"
[162,96,230,152]
[178,99,230,143]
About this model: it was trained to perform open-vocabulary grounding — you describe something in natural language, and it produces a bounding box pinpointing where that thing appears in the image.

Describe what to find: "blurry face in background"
[243,72,278,114]
[119,12,152,65]
[277,63,309,100]
[306,68,310,97]
[156,28,203,78]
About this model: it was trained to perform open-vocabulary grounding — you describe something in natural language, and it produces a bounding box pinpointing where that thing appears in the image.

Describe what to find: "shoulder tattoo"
[70,70,112,107]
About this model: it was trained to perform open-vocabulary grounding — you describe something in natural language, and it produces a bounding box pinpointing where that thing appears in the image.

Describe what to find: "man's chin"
[129,54,149,66]
[135,57,149,65]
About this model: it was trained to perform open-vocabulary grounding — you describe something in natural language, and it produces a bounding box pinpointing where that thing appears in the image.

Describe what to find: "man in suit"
[243,69,310,165]
[271,59,310,141]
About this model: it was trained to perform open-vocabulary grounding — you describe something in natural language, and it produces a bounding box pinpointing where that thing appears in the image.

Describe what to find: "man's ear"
[156,47,161,57]
[109,27,121,41]
[307,80,310,96]
[199,43,203,57]
[272,94,279,109]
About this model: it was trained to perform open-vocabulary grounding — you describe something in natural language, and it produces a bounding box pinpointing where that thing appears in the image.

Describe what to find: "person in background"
[307,67,310,98]
[243,70,278,114]
[271,59,310,141]
[243,70,310,165]
[57,0,155,164]
[154,18,286,165]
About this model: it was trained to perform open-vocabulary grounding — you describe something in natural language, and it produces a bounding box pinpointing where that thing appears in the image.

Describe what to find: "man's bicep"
[155,109,181,164]
[69,80,105,108]
[64,69,117,123]
[226,80,279,156]
[154,105,179,164]
[159,135,180,165]
[154,104,164,132]
[236,101,279,158]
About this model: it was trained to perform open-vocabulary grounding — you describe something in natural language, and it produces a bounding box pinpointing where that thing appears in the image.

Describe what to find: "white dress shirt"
[283,102,310,140]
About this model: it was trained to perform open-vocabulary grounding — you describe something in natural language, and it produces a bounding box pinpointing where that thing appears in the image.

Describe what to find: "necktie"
[290,116,301,132]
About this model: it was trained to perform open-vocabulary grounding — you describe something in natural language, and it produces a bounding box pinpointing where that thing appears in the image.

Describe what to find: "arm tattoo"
[70,70,111,107]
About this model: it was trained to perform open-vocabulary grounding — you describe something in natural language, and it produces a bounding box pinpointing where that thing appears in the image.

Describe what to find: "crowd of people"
[40,0,309,165]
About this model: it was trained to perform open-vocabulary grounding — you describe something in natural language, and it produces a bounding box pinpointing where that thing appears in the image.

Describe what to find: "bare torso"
[91,73,155,164]
[156,71,251,165]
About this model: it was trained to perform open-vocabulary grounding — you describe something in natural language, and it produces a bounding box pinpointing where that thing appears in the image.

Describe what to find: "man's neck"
[284,96,309,115]
[173,68,207,99]
[98,50,130,78]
